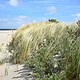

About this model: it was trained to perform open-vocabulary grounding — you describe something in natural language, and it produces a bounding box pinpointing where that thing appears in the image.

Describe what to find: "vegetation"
[8,21,80,80]
[0,60,4,65]
[48,19,59,23]
[0,59,5,65]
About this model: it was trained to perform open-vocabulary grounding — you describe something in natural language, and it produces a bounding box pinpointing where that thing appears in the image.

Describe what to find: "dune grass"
[8,21,80,80]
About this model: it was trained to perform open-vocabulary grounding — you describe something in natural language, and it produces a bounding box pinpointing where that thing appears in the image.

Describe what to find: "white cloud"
[46,6,56,15]
[11,15,30,25]
[0,15,33,28]
[0,18,10,28]
[72,13,80,19]
[18,16,27,20]
[14,16,28,22]
[75,13,80,18]
[9,0,18,7]
[0,19,7,22]
[72,13,80,22]
[33,20,36,23]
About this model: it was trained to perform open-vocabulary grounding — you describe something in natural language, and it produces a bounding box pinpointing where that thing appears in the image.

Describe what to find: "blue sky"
[0,0,80,29]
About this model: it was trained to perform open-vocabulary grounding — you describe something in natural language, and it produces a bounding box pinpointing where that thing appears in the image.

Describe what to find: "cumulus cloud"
[46,6,56,15]
[9,0,18,7]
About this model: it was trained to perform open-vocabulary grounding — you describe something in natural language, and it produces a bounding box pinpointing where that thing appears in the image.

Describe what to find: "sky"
[0,0,80,29]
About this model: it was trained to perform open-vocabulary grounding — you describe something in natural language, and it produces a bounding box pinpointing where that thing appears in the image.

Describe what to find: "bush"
[48,19,59,23]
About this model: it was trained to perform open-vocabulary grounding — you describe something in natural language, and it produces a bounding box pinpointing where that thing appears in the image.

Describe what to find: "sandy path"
[0,63,33,80]
[0,30,33,80]
[0,63,24,80]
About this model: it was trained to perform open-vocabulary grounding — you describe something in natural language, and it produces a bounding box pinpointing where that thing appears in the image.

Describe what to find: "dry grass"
[8,22,80,80]
[9,22,66,63]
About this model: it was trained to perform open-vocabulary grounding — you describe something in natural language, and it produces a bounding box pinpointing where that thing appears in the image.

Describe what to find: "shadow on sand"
[12,65,34,80]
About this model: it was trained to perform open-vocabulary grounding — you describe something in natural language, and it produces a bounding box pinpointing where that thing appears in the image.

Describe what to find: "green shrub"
[48,19,59,23]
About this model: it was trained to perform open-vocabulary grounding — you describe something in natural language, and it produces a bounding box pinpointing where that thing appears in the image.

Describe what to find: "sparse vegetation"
[0,59,5,65]
[0,47,1,52]
[8,21,80,80]
[48,19,59,23]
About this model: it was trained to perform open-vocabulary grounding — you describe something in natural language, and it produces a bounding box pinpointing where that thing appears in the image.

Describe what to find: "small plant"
[0,48,1,52]
[76,20,80,27]
[0,59,5,65]
[48,19,59,23]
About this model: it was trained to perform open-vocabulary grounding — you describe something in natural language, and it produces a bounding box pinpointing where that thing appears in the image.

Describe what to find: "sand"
[0,30,33,80]
[0,30,15,60]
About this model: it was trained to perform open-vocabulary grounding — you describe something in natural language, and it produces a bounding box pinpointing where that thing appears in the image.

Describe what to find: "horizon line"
[0,29,17,30]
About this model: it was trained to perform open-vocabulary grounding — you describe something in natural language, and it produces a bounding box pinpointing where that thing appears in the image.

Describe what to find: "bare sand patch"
[0,30,33,80]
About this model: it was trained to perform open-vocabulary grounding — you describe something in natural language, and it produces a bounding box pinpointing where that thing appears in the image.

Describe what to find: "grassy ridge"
[8,22,65,63]
[8,22,80,80]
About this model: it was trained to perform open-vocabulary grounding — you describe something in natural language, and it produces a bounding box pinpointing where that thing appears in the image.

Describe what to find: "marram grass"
[8,22,80,80]
[8,22,65,63]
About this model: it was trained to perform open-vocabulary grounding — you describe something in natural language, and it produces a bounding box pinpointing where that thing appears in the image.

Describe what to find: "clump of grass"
[0,59,5,65]
[0,48,1,52]
[8,22,65,63]
[8,21,80,80]
[0,61,3,65]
